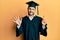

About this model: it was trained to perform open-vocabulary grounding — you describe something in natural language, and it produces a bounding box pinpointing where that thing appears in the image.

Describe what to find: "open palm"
[13,16,22,25]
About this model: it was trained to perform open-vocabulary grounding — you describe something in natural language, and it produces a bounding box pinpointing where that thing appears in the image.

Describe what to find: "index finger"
[42,16,45,20]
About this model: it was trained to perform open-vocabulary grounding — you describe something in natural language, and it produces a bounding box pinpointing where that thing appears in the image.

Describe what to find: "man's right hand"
[13,16,22,26]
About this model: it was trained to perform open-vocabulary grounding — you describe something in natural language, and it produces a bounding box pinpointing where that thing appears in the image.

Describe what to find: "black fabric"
[16,16,47,40]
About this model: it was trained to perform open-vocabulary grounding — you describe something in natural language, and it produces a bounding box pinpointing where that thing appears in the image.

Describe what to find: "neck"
[27,15,35,20]
[28,15,35,17]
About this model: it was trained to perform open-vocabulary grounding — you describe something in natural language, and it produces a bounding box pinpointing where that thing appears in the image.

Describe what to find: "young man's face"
[28,7,36,16]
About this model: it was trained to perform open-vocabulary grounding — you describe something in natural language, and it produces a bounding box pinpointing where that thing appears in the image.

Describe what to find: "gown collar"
[27,15,36,21]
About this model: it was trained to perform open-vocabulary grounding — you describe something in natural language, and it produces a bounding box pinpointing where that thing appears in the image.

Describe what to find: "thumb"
[20,17,22,21]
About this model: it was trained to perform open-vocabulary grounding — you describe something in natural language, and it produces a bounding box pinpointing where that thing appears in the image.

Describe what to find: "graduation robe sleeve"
[39,18,47,36]
[40,24,47,36]
[16,20,24,37]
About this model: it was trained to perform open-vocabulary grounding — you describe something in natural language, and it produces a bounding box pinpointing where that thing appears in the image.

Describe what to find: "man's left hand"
[42,16,47,26]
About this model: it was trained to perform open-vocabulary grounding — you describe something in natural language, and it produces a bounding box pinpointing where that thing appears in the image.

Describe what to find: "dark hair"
[28,6,36,9]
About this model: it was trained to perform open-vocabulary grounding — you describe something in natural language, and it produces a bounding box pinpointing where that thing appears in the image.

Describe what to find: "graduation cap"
[26,1,39,15]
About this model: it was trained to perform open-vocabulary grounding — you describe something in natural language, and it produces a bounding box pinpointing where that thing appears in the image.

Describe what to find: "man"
[13,1,47,40]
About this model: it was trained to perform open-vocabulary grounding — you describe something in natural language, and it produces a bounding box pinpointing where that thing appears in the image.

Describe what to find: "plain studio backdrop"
[0,0,60,40]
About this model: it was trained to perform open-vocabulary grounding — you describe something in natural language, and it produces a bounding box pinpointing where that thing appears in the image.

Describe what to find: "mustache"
[28,13,34,16]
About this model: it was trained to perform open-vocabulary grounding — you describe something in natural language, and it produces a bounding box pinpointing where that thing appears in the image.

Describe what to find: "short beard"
[28,13,34,16]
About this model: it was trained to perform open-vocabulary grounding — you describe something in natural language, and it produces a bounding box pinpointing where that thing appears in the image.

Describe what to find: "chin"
[28,13,34,16]
[29,14,34,16]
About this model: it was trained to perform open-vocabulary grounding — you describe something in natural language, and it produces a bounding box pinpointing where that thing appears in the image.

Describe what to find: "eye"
[32,9,35,10]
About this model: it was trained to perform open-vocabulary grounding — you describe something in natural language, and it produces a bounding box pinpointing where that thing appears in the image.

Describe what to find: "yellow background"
[0,0,60,40]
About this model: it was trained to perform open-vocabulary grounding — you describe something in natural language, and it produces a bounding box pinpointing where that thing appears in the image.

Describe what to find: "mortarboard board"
[26,1,39,15]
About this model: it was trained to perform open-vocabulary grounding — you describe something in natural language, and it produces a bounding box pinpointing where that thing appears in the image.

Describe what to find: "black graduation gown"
[16,16,47,40]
